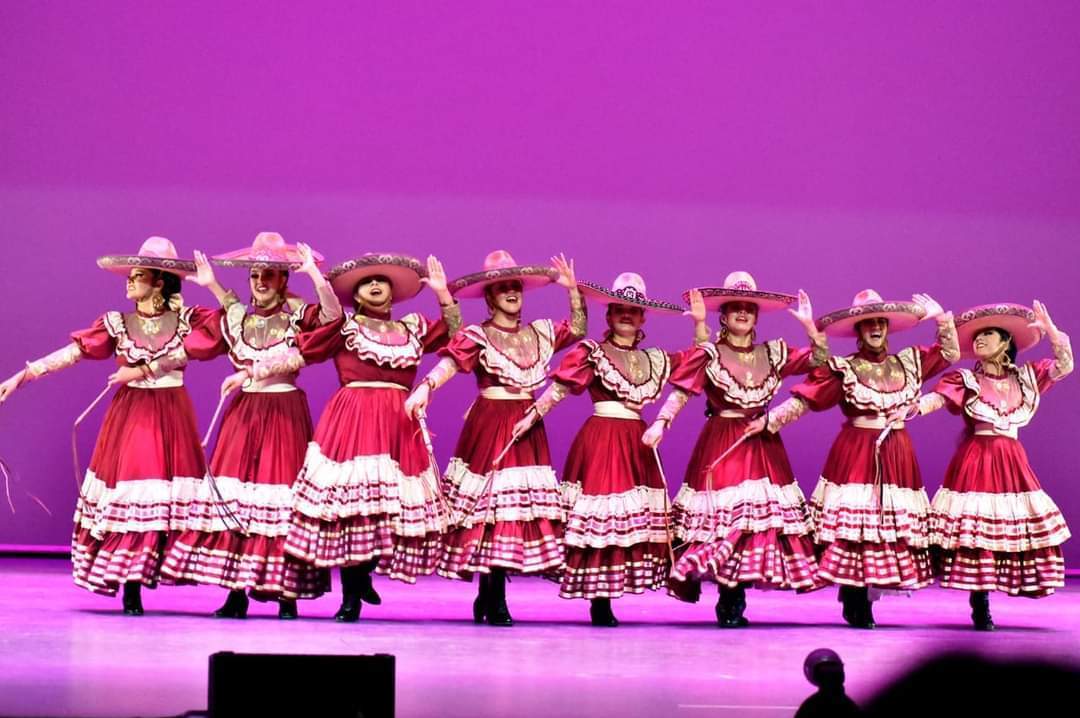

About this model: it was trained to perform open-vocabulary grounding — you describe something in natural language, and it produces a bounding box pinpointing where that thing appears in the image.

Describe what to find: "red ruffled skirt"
[162,389,329,599]
[71,385,207,596]
[669,415,820,599]
[284,386,447,583]
[438,397,564,578]
[808,425,933,590]
[558,414,670,599]
[930,434,1069,597]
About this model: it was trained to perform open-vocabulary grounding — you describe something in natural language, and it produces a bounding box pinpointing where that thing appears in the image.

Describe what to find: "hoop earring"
[152,292,165,313]
[635,329,646,345]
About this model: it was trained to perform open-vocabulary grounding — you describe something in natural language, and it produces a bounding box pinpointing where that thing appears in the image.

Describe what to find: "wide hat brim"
[450,265,558,299]
[816,301,926,337]
[97,254,196,277]
[327,254,427,302]
[955,304,1042,359]
[687,287,797,313]
[211,246,324,271]
[579,281,684,315]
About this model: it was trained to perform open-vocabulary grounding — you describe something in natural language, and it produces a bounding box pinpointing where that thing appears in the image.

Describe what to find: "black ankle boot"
[863,592,877,629]
[485,570,513,627]
[358,560,382,606]
[970,591,995,631]
[839,586,859,626]
[589,598,619,627]
[213,589,249,619]
[121,581,144,616]
[839,586,873,629]
[334,566,363,623]
[716,585,750,628]
[473,574,490,624]
[278,599,298,620]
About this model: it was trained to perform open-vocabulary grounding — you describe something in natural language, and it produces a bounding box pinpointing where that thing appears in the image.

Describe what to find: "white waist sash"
[129,370,184,389]
[346,380,409,391]
[243,375,298,393]
[850,415,905,431]
[973,422,1019,439]
[592,401,642,420]
[480,386,534,400]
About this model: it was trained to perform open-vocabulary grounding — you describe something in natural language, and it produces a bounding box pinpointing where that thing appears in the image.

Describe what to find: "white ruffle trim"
[671,477,811,542]
[561,483,671,548]
[930,487,1071,551]
[290,443,446,535]
[171,475,297,535]
[74,471,200,537]
[442,457,564,525]
[809,478,931,545]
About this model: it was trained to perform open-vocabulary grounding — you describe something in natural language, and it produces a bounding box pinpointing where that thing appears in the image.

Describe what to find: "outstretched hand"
[190,250,217,288]
[788,289,817,333]
[912,293,944,322]
[421,255,451,298]
[295,242,319,276]
[684,288,707,324]
[1028,299,1060,341]
[551,253,577,289]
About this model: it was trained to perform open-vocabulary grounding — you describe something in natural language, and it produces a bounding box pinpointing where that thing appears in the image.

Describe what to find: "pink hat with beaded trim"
[816,289,925,337]
[955,303,1042,359]
[578,272,684,314]
[212,232,324,271]
[97,236,196,277]
[449,250,558,299]
[326,253,428,303]
[684,271,796,313]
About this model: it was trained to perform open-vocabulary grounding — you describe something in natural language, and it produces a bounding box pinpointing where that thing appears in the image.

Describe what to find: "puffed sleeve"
[182,306,229,362]
[931,370,968,414]
[550,342,596,395]
[440,327,484,373]
[667,345,712,396]
[790,364,844,411]
[296,314,347,364]
[70,316,117,360]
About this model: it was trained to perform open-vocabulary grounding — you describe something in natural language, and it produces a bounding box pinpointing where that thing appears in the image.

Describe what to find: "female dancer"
[405,251,585,626]
[512,272,683,626]
[762,290,958,628]
[283,253,461,622]
[161,233,338,619]
[914,301,1071,629]
[642,272,828,627]
[0,237,222,614]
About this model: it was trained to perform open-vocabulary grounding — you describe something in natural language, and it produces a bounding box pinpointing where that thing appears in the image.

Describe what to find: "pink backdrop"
[1,2,1078,564]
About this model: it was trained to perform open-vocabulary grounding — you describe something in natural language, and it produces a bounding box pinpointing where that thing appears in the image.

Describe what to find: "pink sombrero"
[578,272,684,314]
[816,289,925,337]
[684,271,796,313]
[212,232,324,271]
[326,253,427,303]
[449,250,558,299]
[955,303,1042,359]
[97,236,196,277]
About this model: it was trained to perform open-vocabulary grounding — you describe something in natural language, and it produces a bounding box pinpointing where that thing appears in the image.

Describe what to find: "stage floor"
[1,557,1078,717]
